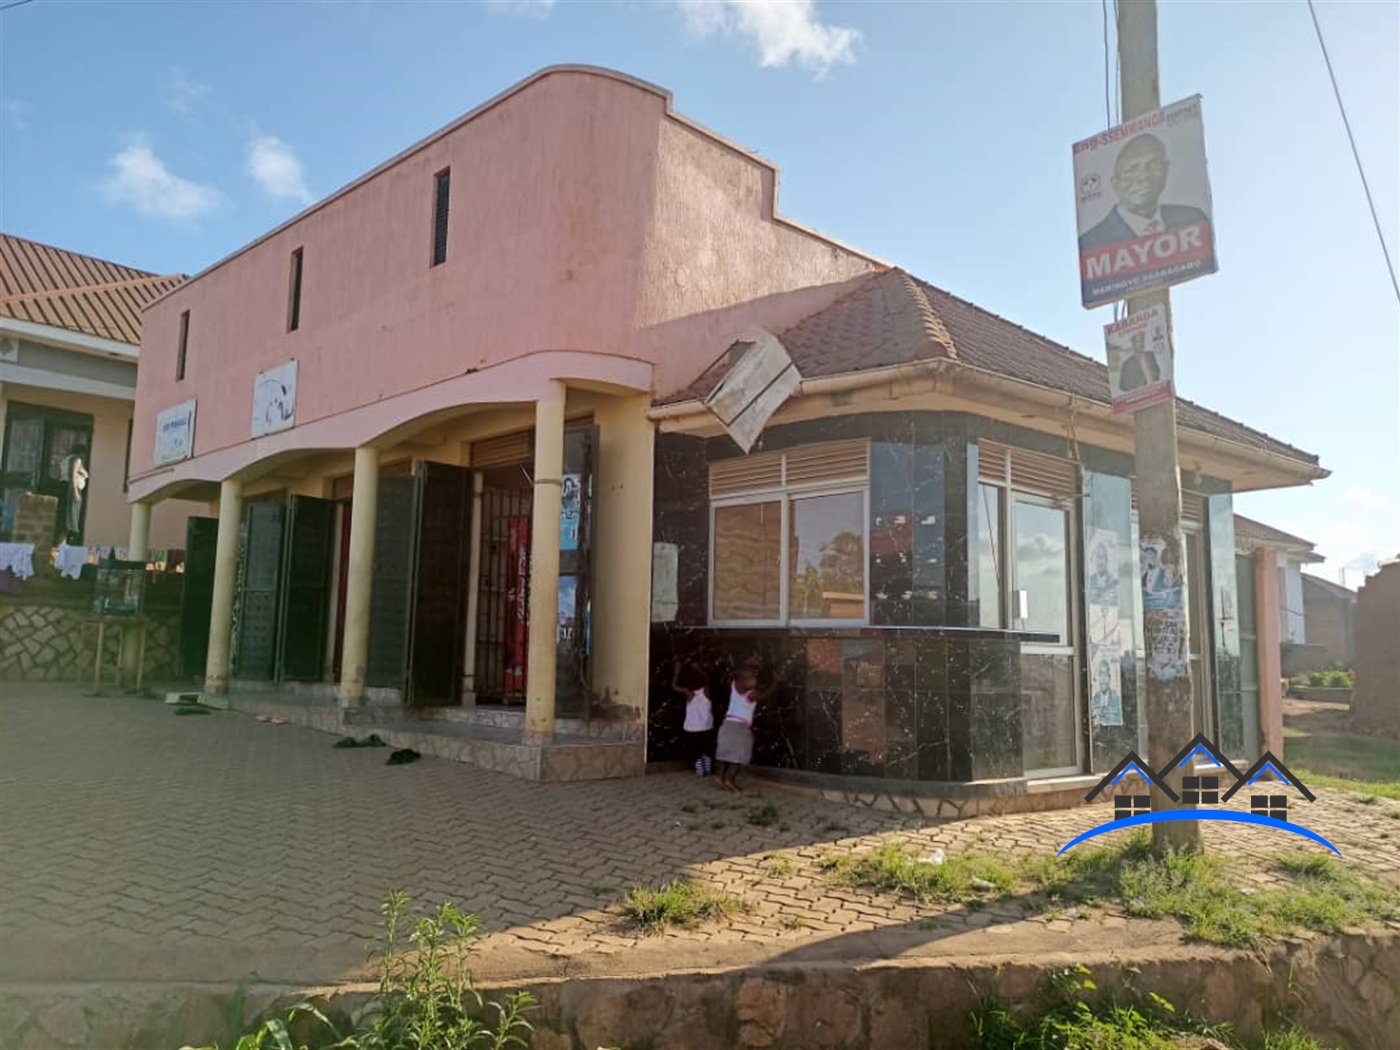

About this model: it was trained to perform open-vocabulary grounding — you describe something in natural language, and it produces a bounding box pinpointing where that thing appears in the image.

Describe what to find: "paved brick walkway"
[1,688,1397,992]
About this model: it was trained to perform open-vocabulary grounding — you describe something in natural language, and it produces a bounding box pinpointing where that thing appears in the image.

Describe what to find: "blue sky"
[3,0,1396,582]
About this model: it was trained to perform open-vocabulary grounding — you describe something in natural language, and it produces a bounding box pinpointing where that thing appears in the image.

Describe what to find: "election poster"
[1073,96,1217,309]
[560,473,581,552]
[1104,305,1173,413]
[252,360,298,438]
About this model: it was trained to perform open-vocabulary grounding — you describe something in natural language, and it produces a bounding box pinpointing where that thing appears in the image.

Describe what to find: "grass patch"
[620,879,746,933]
[1293,769,1400,802]
[1282,726,1400,799]
[746,804,781,827]
[762,852,794,876]
[967,972,1333,1050]
[822,832,1395,948]
[779,914,811,930]
[820,842,1021,903]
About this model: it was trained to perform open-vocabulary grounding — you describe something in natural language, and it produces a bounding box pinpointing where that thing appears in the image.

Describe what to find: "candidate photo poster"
[1104,304,1173,413]
[1073,96,1218,309]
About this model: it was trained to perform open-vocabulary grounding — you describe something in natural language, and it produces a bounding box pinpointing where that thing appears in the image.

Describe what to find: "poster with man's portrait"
[1104,305,1173,413]
[1073,95,1217,308]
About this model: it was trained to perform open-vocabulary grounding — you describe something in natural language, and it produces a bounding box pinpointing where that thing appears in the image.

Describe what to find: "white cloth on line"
[54,544,88,580]
[0,543,36,580]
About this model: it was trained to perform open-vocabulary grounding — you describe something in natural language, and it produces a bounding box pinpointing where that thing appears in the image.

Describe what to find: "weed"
[779,914,811,930]
[184,893,534,1050]
[746,804,781,827]
[620,879,746,933]
[762,853,794,877]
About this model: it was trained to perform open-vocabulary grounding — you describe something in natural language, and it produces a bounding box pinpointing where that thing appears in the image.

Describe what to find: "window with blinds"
[431,169,451,267]
[709,440,869,625]
[977,440,1077,499]
[1131,488,1204,527]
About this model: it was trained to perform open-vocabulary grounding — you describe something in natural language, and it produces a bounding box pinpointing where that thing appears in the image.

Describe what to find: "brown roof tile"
[0,233,184,346]
[658,268,1319,469]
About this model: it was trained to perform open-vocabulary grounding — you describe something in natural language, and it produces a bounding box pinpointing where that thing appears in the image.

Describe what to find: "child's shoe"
[694,757,705,777]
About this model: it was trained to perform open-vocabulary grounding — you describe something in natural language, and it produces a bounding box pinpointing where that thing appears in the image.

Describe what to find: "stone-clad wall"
[0,599,180,682]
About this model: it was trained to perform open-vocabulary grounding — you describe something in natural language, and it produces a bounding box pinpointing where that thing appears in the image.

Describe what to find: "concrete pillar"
[525,382,565,742]
[1255,547,1284,759]
[461,471,484,704]
[121,501,152,683]
[338,445,379,706]
[204,478,244,697]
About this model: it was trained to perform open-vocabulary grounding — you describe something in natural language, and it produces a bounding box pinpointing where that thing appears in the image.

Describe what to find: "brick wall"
[1352,562,1399,735]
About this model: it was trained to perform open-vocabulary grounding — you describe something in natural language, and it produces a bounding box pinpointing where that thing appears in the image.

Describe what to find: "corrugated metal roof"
[658,267,1321,469]
[0,233,184,346]
[1234,514,1318,552]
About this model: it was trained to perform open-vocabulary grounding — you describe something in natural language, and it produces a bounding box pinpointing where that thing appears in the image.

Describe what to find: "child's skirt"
[715,719,754,765]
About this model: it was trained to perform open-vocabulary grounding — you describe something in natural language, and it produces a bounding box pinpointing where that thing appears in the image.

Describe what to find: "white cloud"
[676,0,860,77]
[165,69,211,115]
[1345,487,1389,508]
[101,139,224,223]
[483,0,557,16]
[3,98,29,131]
[246,134,313,205]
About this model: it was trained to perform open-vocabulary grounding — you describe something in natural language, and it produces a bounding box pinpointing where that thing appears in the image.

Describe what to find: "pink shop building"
[127,67,1322,796]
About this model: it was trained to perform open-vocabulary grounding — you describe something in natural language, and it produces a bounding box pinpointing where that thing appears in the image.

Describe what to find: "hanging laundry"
[54,543,87,580]
[0,543,36,581]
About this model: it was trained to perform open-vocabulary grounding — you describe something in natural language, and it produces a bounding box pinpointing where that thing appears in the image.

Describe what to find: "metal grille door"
[474,486,532,704]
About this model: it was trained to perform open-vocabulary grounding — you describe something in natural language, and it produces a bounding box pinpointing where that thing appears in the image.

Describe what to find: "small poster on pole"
[1104,305,1173,413]
[1073,95,1217,309]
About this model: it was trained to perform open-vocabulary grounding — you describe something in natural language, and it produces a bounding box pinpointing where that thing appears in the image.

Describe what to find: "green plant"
[746,804,781,827]
[1306,671,1328,687]
[184,893,534,1050]
[820,843,1020,903]
[1323,670,1352,689]
[761,852,794,876]
[620,879,745,932]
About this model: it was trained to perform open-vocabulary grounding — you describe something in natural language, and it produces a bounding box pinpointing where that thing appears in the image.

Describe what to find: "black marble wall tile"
[885,688,919,779]
[805,688,843,774]
[947,689,972,782]
[942,439,976,626]
[870,514,913,626]
[971,693,1024,780]
[969,640,1018,694]
[652,434,711,626]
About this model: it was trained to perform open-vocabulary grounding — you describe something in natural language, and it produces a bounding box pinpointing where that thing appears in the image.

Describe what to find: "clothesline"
[0,542,184,583]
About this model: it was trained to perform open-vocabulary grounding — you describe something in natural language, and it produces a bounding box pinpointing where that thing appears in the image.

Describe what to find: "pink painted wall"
[133,67,879,479]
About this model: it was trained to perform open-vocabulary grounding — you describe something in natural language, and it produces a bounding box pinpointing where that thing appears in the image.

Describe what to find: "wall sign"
[252,360,298,438]
[651,542,679,622]
[155,399,197,466]
[703,327,803,454]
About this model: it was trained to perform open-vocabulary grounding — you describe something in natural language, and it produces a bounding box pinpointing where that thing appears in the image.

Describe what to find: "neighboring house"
[0,234,204,554]
[125,66,1327,796]
[1234,515,1321,645]
[1301,574,1356,668]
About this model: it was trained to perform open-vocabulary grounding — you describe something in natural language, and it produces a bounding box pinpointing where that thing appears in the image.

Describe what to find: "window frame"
[176,309,189,382]
[287,247,304,332]
[707,445,871,629]
[430,167,451,267]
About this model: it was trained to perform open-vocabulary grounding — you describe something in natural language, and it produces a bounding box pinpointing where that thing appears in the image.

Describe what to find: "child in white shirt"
[671,659,714,777]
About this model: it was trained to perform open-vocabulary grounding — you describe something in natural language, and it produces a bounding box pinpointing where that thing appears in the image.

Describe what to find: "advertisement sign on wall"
[154,400,197,466]
[1104,304,1174,413]
[252,360,298,438]
[1073,95,1217,309]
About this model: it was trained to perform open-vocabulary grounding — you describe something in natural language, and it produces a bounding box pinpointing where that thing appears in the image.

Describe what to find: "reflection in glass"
[713,501,781,620]
[1021,653,1077,771]
[976,483,1003,628]
[789,492,865,620]
[1013,501,1069,641]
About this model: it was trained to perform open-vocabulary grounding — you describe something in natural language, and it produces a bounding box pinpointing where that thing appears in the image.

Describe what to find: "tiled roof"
[1234,514,1318,552]
[659,268,1320,469]
[0,233,184,346]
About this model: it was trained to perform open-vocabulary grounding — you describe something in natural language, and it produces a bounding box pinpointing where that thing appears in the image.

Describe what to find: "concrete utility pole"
[1117,0,1202,853]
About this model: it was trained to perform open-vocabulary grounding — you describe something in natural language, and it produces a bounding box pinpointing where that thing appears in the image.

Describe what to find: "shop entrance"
[473,466,534,706]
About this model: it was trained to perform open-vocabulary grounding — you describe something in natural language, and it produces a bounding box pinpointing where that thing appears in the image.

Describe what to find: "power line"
[0,0,37,12]
[1307,0,1400,306]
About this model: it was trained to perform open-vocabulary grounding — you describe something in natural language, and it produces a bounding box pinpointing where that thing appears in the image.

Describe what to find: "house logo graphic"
[1058,733,1338,856]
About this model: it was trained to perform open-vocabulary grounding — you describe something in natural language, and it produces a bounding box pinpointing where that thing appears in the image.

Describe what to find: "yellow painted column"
[203,478,244,697]
[525,382,565,742]
[338,445,379,707]
[121,501,152,683]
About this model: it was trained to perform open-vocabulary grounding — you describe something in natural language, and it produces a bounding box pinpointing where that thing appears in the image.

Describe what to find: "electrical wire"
[1307,0,1400,306]
[0,0,37,11]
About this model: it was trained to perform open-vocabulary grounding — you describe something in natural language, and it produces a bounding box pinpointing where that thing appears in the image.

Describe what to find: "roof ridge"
[0,272,184,308]
[893,269,957,360]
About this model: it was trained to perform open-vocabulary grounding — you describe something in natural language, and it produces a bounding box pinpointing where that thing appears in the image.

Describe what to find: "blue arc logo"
[1058,810,1342,857]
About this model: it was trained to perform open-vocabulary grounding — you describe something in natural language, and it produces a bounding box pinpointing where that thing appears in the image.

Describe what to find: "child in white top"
[715,663,773,791]
[672,659,714,777]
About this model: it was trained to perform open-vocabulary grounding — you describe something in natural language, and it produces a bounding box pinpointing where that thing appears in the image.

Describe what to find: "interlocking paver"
[2,686,1398,990]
